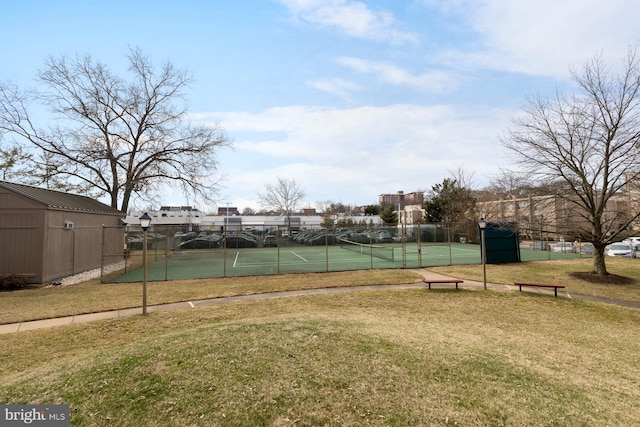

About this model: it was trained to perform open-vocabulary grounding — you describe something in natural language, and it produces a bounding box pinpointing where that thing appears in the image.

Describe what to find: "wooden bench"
[423,279,463,290]
[514,281,565,297]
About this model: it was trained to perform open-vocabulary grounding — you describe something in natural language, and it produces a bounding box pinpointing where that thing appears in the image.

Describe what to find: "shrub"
[0,274,28,290]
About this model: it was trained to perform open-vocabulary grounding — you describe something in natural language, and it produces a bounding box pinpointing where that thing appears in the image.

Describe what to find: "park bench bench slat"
[423,279,463,290]
[514,281,565,297]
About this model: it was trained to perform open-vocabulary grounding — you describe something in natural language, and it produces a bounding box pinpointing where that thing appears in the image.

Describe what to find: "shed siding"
[0,209,46,281]
[1,184,124,284]
[42,210,123,283]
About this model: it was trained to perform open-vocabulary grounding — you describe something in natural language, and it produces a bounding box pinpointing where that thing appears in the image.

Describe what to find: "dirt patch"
[569,272,636,285]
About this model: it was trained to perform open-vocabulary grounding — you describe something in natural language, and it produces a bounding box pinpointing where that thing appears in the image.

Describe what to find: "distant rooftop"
[160,206,200,211]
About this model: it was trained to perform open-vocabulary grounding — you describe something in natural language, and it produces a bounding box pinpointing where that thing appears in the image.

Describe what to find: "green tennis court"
[112,245,396,282]
[109,241,583,283]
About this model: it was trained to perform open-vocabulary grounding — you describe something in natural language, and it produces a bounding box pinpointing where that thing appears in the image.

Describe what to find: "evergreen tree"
[424,178,476,224]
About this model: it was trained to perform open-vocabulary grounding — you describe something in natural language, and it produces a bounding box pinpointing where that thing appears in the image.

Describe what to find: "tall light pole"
[224,202,230,277]
[139,212,152,315]
[478,218,487,290]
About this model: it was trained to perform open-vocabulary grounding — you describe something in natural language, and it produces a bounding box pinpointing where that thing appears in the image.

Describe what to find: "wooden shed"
[0,181,125,284]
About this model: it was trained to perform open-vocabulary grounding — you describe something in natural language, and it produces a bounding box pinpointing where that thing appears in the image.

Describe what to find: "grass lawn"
[2,260,640,425]
[1,289,639,426]
[430,256,640,302]
[2,257,640,325]
[0,270,422,324]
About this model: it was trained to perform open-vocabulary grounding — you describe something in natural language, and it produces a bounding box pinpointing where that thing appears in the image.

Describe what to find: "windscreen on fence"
[101,221,582,283]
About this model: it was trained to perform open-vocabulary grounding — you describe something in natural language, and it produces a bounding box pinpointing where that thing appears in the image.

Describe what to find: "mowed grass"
[3,256,640,325]
[0,270,422,324]
[430,256,640,302]
[2,261,640,425]
[1,289,639,426]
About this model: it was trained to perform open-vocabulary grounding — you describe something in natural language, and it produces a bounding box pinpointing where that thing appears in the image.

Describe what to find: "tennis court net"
[340,239,396,262]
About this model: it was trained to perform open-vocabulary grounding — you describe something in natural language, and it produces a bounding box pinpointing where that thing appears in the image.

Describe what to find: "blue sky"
[2,0,640,212]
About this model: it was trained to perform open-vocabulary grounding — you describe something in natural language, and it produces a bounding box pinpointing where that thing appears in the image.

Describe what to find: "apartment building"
[378,191,424,210]
[477,193,637,240]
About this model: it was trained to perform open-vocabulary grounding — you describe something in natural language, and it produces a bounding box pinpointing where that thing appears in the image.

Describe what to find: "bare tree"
[0,48,230,212]
[486,169,533,200]
[315,200,355,215]
[0,144,30,181]
[315,199,333,214]
[503,47,640,275]
[448,166,475,190]
[258,177,305,231]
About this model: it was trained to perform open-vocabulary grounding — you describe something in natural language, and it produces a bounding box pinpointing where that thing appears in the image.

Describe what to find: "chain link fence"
[101,221,486,282]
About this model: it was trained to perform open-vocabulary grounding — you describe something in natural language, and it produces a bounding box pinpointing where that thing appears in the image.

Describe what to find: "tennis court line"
[290,251,308,262]
[233,251,240,267]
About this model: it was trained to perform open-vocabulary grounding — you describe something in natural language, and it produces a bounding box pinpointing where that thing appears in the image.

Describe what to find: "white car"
[552,242,574,253]
[606,242,634,257]
[623,237,640,248]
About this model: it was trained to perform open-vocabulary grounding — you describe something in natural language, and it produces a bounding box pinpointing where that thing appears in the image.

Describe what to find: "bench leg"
[554,288,557,297]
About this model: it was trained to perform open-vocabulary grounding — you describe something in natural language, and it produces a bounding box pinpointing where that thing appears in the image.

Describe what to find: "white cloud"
[196,104,513,208]
[306,78,362,101]
[190,107,319,133]
[424,0,640,77]
[337,56,460,92]
[278,0,419,44]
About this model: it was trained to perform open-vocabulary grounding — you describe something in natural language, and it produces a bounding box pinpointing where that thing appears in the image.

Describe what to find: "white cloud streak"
[278,0,419,44]
[306,78,363,101]
[337,56,460,92]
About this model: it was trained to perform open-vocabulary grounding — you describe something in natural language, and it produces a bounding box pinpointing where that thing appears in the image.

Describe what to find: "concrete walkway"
[1,269,638,335]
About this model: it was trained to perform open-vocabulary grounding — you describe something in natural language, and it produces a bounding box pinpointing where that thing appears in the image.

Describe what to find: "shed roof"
[0,181,123,215]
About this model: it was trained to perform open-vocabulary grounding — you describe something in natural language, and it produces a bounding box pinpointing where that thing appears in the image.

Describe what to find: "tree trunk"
[111,191,120,211]
[592,247,608,275]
